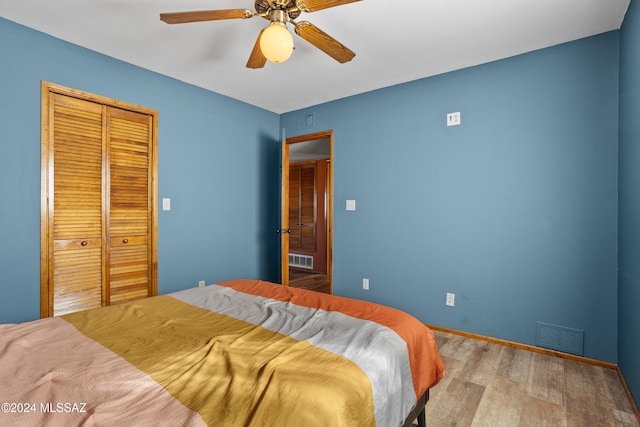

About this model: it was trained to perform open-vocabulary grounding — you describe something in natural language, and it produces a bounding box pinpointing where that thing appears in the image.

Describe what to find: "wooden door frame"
[281,130,333,292]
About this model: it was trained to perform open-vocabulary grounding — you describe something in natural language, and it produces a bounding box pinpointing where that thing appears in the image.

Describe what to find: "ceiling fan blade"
[246,29,267,69]
[160,9,253,24]
[296,0,361,12]
[294,21,355,63]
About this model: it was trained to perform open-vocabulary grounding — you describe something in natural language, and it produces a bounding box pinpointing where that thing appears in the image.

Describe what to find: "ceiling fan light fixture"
[160,0,359,69]
[260,22,294,63]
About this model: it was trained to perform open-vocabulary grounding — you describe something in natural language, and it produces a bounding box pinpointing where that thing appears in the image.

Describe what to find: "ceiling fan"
[160,0,360,68]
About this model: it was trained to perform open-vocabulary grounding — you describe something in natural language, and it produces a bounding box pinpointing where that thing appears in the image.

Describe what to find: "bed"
[0,279,444,426]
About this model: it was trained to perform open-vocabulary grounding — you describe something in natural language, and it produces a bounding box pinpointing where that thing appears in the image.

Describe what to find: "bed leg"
[403,390,429,427]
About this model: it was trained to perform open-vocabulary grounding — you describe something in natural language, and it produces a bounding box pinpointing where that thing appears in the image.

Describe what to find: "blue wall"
[619,0,640,405]
[0,18,281,324]
[0,13,632,373]
[281,32,620,363]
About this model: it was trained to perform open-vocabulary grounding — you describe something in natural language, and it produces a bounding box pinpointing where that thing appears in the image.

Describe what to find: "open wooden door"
[281,130,333,292]
[280,138,290,287]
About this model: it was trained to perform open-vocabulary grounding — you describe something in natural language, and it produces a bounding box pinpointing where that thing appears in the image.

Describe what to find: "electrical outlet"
[446,292,455,307]
[198,280,206,288]
[362,278,369,290]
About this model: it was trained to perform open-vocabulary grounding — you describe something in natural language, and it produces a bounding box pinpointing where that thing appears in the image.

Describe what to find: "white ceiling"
[289,137,330,162]
[0,0,630,114]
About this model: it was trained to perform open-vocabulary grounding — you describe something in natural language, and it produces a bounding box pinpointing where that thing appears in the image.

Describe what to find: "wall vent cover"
[289,254,313,270]
[535,321,584,356]
[296,113,315,129]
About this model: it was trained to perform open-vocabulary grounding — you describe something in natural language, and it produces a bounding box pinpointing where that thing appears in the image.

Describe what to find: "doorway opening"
[282,131,333,294]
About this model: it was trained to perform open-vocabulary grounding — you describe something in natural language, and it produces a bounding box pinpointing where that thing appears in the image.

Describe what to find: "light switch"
[346,200,356,211]
[447,112,461,126]
[162,198,171,211]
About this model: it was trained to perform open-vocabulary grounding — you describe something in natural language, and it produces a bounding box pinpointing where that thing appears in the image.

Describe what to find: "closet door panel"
[108,108,153,302]
[50,95,104,316]
[109,241,150,303]
[289,163,317,252]
[289,165,301,249]
[299,165,317,251]
[52,246,102,315]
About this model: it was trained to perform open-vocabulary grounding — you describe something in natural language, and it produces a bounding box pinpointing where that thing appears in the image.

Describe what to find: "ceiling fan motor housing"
[255,0,302,20]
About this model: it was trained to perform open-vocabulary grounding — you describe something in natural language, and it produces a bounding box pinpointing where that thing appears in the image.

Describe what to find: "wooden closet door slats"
[289,163,317,252]
[289,164,301,250]
[52,247,103,315]
[41,82,157,318]
[108,108,153,304]
[50,94,105,316]
[299,165,317,251]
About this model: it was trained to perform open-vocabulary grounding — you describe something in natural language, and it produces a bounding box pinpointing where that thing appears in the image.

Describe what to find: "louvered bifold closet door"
[299,165,317,251]
[42,82,158,317]
[107,108,153,304]
[289,164,302,250]
[49,94,106,316]
[289,163,317,252]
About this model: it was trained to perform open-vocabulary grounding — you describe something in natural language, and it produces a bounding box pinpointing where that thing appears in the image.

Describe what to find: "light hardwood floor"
[284,279,638,426]
[422,330,639,427]
[288,269,330,294]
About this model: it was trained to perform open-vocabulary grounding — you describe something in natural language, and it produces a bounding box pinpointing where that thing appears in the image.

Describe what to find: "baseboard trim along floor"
[426,324,640,424]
